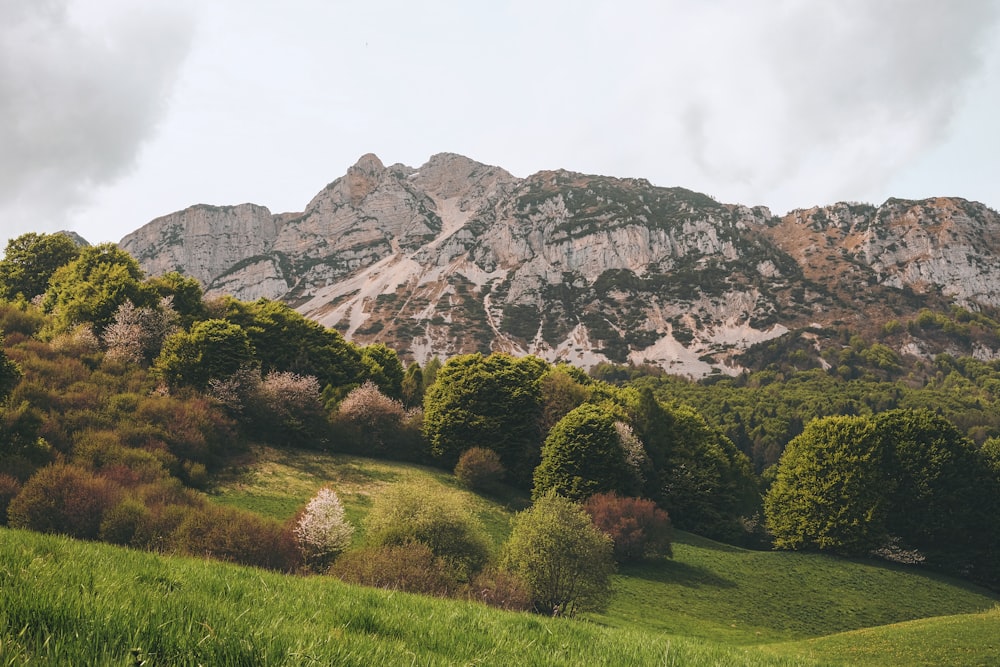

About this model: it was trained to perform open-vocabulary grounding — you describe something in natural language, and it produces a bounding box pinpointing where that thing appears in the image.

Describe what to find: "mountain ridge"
[119,153,1000,376]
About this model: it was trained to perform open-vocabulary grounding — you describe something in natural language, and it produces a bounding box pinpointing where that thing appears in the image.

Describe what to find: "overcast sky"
[2,0,999,250]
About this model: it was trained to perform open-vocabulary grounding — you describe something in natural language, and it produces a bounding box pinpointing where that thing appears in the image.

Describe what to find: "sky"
[2,0,1000,250]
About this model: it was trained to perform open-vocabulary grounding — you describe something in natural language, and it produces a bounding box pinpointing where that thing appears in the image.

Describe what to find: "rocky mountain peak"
[119,154,1000,376]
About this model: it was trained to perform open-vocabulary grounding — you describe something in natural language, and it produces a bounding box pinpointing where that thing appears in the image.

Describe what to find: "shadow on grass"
[621,559,737,590]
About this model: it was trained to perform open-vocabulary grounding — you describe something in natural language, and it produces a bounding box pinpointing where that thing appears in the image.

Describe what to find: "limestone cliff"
[118,153,1000,375]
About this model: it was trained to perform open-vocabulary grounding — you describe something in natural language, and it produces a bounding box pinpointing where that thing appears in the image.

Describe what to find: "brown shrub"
[171,504,300,571]
[465,567,532,611]
[330,542,459,597]
[7,463,123,539]
[583,492,673,563]
[454,447,505,493]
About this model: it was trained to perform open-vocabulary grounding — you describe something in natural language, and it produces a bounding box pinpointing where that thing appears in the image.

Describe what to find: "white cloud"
[0,0,193,236]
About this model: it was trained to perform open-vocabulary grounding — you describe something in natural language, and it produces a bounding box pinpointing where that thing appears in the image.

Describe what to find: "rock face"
[119,153,1000,376]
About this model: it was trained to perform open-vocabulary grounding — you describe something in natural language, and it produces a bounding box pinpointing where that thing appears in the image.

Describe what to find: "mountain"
[119,153,1000,376]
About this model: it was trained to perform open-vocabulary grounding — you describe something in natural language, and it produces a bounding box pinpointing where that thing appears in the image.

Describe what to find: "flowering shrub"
[294,487,354,569]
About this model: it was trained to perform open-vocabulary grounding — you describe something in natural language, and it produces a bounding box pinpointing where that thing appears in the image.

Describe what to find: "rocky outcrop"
[119,153,1000,375]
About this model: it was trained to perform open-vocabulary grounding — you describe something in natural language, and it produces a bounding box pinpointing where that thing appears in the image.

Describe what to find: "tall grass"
[0,527,812,666]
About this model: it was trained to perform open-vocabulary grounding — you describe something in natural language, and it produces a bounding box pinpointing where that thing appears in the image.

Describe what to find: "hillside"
[2,446,997,665]
[119,153,1000,376]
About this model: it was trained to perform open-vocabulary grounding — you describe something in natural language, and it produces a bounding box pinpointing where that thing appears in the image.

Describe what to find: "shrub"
[364,483,491,581]
[294,487,354,570]
[7,464,123,539]
[335,381,407,456]
[330,542,458,597]
[454,447,505,493]
[501,492,615,615]
[583,492,673,563]
[0,474,21,525]
[99,497,151,546]
[465,567,532,611]
[171,504,299,571]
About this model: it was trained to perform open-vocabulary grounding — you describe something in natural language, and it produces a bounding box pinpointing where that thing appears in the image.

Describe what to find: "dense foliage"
[501,492,615,615]
[765,409,1000,583]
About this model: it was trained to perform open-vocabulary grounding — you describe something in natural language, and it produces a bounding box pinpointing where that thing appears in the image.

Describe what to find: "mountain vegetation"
[3,210,1000,664]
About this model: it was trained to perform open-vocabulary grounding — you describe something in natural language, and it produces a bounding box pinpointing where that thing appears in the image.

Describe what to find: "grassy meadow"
[1,445,998,665]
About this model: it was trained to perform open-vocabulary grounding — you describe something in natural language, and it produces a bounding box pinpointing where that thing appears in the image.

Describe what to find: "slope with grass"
[209,447,1000,650]
[0,527,808,667]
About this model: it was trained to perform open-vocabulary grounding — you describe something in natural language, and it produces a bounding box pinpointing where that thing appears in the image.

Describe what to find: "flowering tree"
[294,487,354,569]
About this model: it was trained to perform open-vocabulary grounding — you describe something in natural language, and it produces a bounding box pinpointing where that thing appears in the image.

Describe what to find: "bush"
[364,483,491,581]
[294,487,354,570]
[583,492,673,563]
[7,464,123,539]
[335,381,408,457]
[501,492,615,615]
[0,474,21,525]
[331,542,458,597]
[465,567,532,611]
[454,447,505,493]
[171,504,300,571]
[99,497,151,546]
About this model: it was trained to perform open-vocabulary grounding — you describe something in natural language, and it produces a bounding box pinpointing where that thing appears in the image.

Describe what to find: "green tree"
[401,361,424,408]
[532,403,634,501]
[360,343,404,398]
[155,319,255,390]
[145,271,207,327]
[0,232,80,301]
[222,298,362,390]
[500,492,615,615]
[0,336,21,401]
[43,243,153,333]
[766,409,1000,570]
[423,353,545,485]
[764,415,885,554]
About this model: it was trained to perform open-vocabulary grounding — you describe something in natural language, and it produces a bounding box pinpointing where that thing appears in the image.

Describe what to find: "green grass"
[594,532,998,645]
[209,446,529,545]
[0,527,810,666]
[5,445,997,665]
[766,607,1000,666]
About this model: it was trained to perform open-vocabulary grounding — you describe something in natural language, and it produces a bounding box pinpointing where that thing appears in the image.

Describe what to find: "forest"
[1,232,999,614]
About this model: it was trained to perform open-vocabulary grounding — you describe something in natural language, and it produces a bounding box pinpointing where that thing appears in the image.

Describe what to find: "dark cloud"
[0,0,193,233]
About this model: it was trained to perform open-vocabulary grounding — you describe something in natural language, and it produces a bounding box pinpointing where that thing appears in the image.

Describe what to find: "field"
[1,446,998,666]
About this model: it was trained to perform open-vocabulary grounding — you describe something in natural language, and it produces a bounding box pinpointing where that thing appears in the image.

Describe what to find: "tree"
[765,409,1000,569]
[335,381,409,456]
[539,366,592,436]
[454,447,505,493]
[145,271,207,327]
[154,319,255,390]
[0,335,21,400]
[764,415,885,554]
[532,403,635,501]
[0,232,80,301]
[222,298,362,390]
[500,492,614,615]
[401,361,424,408]
[360,343,404,398]
[43,243,153,333]
[423,353,545,485]
[294,487,354,569]
[101,298,180,365]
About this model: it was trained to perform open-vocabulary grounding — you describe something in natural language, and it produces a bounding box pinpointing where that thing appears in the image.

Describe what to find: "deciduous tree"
[500,492,614,615]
